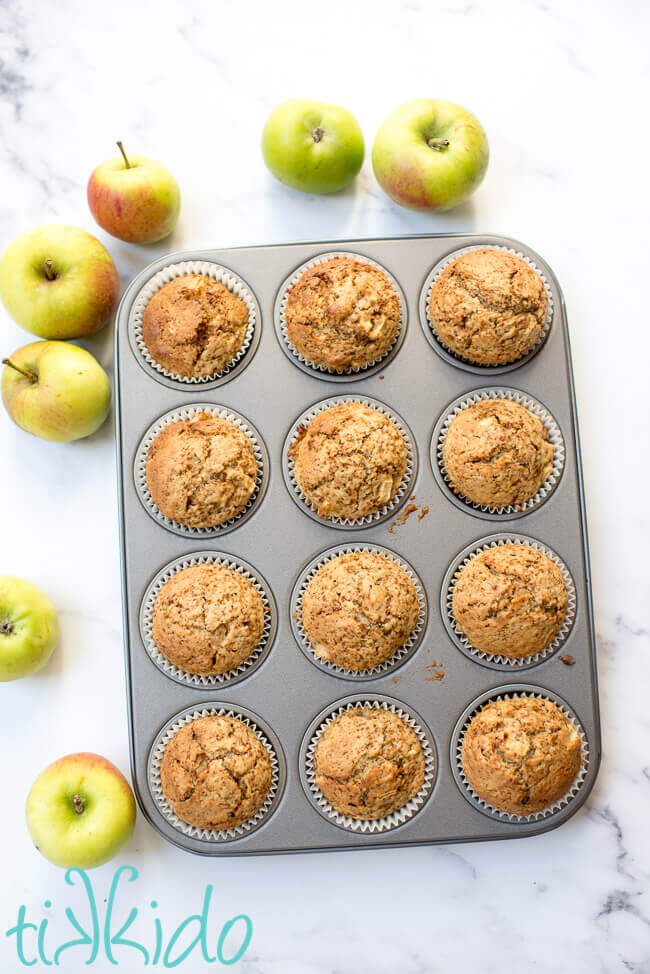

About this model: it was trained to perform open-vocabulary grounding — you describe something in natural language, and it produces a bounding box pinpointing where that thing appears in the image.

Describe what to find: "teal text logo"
[6,865,252,967]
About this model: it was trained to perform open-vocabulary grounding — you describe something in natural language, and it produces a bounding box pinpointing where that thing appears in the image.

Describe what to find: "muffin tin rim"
[139,550,278,689]
[440,533,577,671]
[290,541,428,681]
[273,249,409,382]
[418,242,554,376]
[127,258,263,391]
[449,684,589,824]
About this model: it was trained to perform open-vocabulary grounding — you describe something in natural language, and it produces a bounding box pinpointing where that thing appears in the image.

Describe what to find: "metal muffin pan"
[115,234,600,856]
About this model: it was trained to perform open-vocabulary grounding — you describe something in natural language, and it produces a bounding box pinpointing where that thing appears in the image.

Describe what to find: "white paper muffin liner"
[451,686,589,824]
[442,534,576,671]
[148,705,282,842]
[274,251,408,381]
[128,260,260,390]
[134,403,268,538]
[140,552,277,688]
[420,244,554,374]
[282,395,418,529]
[291,543,427,680]
[301,697,436,833]
[432,387,565,520]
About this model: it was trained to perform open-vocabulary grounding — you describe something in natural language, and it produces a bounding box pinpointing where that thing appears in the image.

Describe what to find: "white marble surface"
[1,0,649,970]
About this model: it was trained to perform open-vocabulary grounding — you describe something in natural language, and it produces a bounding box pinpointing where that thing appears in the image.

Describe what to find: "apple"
[261,99,364,194]
[0,576,59,682]
[87,142,181,244]
[372,98,489,211]
[0,225,119,340]
[2,341,111,442]
[26,753,136,869]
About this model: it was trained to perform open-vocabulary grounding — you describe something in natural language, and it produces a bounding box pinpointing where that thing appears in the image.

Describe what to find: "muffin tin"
[115,234,600,855]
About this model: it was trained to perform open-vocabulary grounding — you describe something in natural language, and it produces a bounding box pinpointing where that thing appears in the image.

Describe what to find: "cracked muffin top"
[146,411,257,528]
[452,544,568,659]
[301,551,419,671]
[142,274,249,379]
[461,696,581,816]
[314,707,425,820]
[152,563,265,675]
[160,714,272,830]
[284,257,400,372]
[428,249,548,365]
[290,402,407,520]
[441,399,554,509]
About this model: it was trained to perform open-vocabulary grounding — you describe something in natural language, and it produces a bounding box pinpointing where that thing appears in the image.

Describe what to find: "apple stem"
[116,140,131,169]
[312,127,324,144]
[72,794,86,815]
[44,258,56,281]
[427,138,450,151]
[0,618,13,636]
[2,358,38,383]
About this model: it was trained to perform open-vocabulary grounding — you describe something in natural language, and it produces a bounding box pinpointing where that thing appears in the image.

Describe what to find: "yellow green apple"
[0,225,119,340]
[261,99,364,194]
[0,576,59,682]
[87,142,181,244]
[372,98,489,211]
[2,341,111,442]
[26,753,136,869]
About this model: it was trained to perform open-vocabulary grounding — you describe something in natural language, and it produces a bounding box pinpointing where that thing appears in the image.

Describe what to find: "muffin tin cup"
[431,387,565,520]
[300,696,437,834]
[283,394,418,530]
[139,551,277,689]
[148,703,284,843]
[134,403,269,538]
[441,534,577,671]
[450,685,589,824]
[419,244,554,376]
[128,259,261,391]
[274,251,408,382]
[290,543,427,681]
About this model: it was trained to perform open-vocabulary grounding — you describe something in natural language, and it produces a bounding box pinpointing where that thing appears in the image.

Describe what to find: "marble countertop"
[1,0,648,970]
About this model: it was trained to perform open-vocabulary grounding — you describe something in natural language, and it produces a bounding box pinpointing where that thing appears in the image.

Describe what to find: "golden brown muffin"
[160,714,272,830]
[461,696,581,815]
[429,249,548,365]
[152,564,265,675]
[441,399,554,509]
[290,402,407,520]
[146,411,257,528]
[285,257,400,372]
[452,544,568,659]
[142,274,249,379]
[301,552,419,670]
[314,707,425,819]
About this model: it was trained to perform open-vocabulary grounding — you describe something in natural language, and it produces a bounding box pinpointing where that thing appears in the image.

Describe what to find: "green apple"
[26,753,136,869]
[261,99,364,194]
[87,142,181,244]
[2,341,111,442]
[0,225,119,340]
[0,576,58,682]
[372,98,489,211]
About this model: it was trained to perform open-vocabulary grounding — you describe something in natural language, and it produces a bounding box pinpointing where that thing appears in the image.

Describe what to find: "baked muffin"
[461,696,581,815]
[142,275,249,379]
[441,399,554,508]
[452,544,568,659]
[152,564,265,675]
[285,257,400,372]
[160,714,272,830]
[429,249,548,365]
[290,402,407,520]
[146,411,257,528]
[314,707,425,819]
[301,552,419,670]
